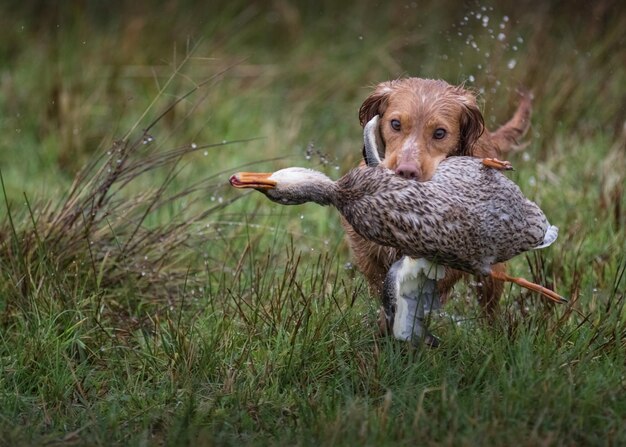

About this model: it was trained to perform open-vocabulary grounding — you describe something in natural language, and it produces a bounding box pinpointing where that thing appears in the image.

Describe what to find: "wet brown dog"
[344,77,532,314]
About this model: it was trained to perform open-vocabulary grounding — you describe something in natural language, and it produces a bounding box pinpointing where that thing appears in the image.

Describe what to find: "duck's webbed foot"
[489,268,568,304]
[482,158,514,171]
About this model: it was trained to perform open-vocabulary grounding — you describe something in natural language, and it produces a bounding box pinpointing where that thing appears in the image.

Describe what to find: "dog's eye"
[390,119,401,131]
[433,128,447,139]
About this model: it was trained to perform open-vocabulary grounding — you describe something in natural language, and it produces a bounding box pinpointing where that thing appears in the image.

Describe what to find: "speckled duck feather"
[329,157,557,276]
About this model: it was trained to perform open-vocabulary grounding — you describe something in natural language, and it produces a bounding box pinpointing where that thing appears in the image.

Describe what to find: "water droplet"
[222,140,227,144]
[503,15,509,22]
[191,142,197,149]
[497,33,506,41]
[358,35,363,40]
[517,36,524,43]
[300,214,304,220]
[141,271,146,277]
[203,151,208,156]
[468,75,475,82]
[507,59,517,69]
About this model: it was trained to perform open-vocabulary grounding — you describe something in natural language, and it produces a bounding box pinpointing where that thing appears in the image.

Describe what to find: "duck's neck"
[299,177,339,207]
[266,169,341,207]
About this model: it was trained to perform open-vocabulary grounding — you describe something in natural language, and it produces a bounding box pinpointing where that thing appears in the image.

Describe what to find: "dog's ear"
[458,96,485,156]
[359,83,393,160]
[359,82,393,127]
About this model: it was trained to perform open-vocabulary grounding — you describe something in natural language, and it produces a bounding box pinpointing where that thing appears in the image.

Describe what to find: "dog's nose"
[395,163,421,180]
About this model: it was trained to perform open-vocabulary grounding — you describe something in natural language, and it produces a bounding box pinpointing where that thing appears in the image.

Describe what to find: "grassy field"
[0,1,625,445]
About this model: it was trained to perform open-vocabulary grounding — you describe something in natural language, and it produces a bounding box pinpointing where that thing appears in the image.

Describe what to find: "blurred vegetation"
[0,0,624,445]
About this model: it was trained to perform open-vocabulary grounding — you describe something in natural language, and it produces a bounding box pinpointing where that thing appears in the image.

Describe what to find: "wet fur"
[344,77,532,314]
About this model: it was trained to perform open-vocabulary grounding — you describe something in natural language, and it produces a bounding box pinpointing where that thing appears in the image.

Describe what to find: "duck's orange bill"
[229,172,277,190]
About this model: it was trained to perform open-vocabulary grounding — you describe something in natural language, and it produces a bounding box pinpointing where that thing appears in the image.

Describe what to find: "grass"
[0,1,625,445]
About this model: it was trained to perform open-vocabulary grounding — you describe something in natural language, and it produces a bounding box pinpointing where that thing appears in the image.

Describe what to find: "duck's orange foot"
[482,158,514,171]
[489,269,568,304]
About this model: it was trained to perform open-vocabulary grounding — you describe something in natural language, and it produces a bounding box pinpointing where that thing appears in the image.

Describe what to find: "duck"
[229,116,565,305]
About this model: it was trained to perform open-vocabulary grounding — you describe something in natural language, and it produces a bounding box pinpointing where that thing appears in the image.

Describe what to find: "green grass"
[0,1,625,445]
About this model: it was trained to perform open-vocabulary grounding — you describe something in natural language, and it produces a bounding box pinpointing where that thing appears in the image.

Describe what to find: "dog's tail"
[491,89,533,154]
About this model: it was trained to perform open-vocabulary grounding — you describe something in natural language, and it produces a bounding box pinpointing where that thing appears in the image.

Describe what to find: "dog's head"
[359,78,485,181]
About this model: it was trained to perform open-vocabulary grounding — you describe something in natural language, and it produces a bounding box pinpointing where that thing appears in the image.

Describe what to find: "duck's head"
[229,167,334,205]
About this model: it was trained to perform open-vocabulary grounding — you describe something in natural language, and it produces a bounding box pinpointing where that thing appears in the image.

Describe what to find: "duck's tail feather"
[535,225,558,249]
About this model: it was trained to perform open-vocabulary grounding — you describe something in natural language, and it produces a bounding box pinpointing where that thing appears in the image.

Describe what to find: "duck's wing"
[363,115,384,166]
[382,257,443,347]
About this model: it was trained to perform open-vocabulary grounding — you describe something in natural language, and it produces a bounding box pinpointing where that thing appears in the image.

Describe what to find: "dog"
[343,77,532,314]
